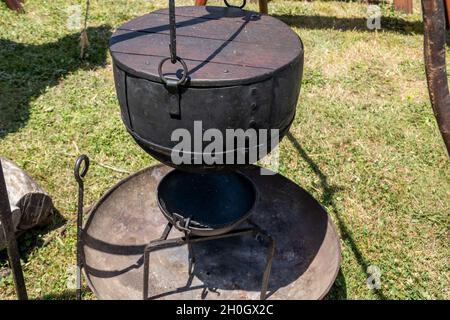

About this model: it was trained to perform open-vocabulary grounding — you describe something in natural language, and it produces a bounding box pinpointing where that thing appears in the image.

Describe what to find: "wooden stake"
[259,0,268,14]
[394,0,413,14]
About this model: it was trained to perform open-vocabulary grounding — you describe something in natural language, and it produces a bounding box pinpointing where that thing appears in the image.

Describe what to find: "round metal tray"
[81,164,341,300]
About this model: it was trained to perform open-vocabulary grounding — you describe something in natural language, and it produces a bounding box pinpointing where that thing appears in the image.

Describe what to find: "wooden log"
[0,157,54,250]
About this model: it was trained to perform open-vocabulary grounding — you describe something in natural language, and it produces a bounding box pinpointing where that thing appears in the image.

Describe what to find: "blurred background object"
[3,0,23,12]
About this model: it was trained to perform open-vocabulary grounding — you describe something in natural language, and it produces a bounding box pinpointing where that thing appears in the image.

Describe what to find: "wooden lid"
[109,6,303,87]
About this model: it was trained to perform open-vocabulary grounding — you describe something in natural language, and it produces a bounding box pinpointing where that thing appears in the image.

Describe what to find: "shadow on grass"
[0,25,112,139]
[39,287,90,300]
[275,14,424,35]
[287,132,387,300]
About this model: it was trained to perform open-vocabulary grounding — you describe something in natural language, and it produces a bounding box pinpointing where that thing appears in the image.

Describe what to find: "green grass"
[0,0,449,300]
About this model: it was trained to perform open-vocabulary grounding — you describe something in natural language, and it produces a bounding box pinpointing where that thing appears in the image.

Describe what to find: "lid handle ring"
[158,56,188,86]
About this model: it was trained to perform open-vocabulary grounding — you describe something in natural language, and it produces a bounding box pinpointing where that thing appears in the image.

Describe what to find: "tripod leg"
[143,223,174,300]
[143,245,151,300]
[187,241,195,275]
[260,234,275,300]
[247,220,275,300]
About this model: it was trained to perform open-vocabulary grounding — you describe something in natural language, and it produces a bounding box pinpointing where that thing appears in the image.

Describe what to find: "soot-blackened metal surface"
[110,6,303,171]
[157,170,256,236]
[81,165,341,300]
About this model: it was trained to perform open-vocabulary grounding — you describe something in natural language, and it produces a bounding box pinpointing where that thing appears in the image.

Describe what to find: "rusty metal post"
[422,0,450,155]
[0,159,28,300]
[444,0,450,28]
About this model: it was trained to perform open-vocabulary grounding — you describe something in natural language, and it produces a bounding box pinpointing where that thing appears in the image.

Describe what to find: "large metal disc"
[81,164,341,300]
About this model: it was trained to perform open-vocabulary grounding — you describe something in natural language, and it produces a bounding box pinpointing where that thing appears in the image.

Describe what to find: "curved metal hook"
[224,0,247,9]
[74,154,90,184]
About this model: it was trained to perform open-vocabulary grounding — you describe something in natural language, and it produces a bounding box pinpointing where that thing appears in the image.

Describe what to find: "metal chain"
[161,0,246,85]
[168,0,177,63]
[159,0,189,86]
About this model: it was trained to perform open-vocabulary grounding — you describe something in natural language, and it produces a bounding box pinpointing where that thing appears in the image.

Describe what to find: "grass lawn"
[0,0,449,299]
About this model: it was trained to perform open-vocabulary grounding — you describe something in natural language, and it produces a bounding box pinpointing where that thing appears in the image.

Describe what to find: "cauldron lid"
[109,6,303,87]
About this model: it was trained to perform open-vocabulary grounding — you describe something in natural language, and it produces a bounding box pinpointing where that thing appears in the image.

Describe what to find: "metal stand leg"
[260,236,275,300]
[248,220,276,300]
[187,236,195,276]
[143,223,173,300]
[142,220,275,301]
[176,217,195,275]
[143,226,256,300]
[0,159,27,300]
[161,223,173,240]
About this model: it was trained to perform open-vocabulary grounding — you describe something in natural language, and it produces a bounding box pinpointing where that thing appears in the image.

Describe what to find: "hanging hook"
[74,154,89,184]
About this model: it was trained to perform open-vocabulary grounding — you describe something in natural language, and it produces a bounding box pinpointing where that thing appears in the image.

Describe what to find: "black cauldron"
[110,6,303,171]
